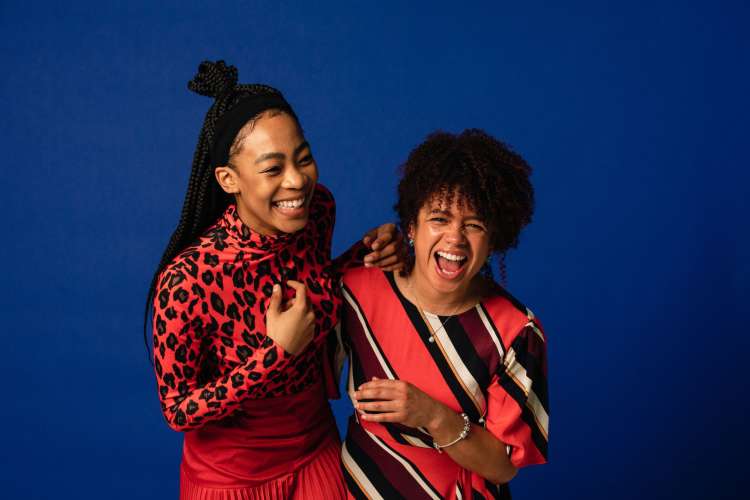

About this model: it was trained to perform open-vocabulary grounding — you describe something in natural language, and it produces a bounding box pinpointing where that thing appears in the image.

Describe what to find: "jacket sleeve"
[484,318,549,468]
[152,266,295,432]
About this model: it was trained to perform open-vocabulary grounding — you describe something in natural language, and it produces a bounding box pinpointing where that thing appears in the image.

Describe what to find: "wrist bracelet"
[433,412,471,453]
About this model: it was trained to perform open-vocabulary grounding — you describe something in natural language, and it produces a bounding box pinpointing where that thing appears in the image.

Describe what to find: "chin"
[275,216,309,234]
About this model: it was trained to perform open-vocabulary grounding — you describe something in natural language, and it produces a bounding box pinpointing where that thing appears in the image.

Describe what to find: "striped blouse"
[340,267,548,500]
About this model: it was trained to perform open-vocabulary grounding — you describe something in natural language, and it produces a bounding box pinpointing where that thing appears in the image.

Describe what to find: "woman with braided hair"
[146,61,404,499]
[340,130,548,499]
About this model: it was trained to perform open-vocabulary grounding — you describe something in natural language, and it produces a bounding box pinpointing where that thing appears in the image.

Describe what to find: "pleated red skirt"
[179,380,345,500]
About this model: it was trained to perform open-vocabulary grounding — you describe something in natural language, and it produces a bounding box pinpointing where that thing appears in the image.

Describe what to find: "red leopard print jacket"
[152,184,365,431]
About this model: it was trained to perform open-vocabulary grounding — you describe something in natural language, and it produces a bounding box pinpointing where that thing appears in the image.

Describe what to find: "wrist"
[425,403,459,436]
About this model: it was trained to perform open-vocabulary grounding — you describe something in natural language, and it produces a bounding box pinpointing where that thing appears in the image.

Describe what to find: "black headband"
[210,94,295,167]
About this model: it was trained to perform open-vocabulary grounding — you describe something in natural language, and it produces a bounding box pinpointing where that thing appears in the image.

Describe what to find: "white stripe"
[343,287,395,380]
[364,428,441,500]
[456,483,464,500]
[525,320,545,341]
[401,434,431,448]
[342,442,384,500]
[505,348,549,438]
[425,312,486,413]
[477,304,505,357]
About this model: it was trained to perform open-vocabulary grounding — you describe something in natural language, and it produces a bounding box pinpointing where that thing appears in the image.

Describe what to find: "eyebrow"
[429,208,485,222]
[254,141,311,164]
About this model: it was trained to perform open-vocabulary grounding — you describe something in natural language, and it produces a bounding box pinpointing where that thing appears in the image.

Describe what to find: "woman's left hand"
[353,377,443,429]
[361,223,406,271]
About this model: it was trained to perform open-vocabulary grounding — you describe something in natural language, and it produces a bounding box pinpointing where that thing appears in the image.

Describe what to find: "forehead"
[238,112,303,153]
[423,191,481,218]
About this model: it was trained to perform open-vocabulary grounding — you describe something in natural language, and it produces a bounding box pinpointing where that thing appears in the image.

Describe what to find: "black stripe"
[443,314,491,392]
[499,370,548,459]
[384,425,411,446]
[342,461,370,500]
[385,272,481,422]
[342,282,399,378]
[371,432,443,499]
[478,303,507,353]
[348,341,367,390]
[344,431,406,500]
[510,325,549,414]
[383,422,434,447]
[472,482,512,500]
[484,480,512,500]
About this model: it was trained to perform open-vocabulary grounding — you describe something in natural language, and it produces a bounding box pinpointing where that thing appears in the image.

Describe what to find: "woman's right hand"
[265,280,315,356]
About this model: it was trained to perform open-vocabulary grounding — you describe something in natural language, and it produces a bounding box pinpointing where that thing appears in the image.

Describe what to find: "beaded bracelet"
[433,412,471,453]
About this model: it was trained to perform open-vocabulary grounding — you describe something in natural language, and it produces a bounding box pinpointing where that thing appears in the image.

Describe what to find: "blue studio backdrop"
[1,1,748,499]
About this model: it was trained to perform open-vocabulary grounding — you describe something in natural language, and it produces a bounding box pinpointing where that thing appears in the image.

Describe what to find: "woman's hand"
[362,223,406,271]
[265,281,315,355]
[352,377,446,429]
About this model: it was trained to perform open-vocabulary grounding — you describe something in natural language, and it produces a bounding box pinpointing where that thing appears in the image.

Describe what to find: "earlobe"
[215,166,239,194]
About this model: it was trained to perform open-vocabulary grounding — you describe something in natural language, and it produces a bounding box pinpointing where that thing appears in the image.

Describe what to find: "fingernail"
[273,284,280,292]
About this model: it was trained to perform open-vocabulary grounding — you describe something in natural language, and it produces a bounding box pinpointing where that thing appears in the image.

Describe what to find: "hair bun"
[187,60,238,98]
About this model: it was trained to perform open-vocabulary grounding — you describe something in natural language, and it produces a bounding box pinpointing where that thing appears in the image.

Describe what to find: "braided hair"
[143,61,297,356]
[395,129,535,283]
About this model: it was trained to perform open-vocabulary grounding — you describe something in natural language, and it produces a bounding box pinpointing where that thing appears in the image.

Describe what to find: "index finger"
[358,378,400,391]
[371,224,399,250]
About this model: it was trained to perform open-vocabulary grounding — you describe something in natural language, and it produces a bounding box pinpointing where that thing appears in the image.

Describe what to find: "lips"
[434,250,468,279]
[271,191,310,217]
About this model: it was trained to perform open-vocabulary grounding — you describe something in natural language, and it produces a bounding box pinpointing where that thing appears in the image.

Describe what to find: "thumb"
[267,284,282,316]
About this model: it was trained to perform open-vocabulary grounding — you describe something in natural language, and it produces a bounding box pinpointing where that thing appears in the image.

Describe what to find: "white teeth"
[274,198,304,209]
[436,251,467,262]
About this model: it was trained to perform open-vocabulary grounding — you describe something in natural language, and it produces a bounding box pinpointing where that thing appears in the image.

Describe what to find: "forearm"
[427,405,517,484]
[332,240,369,275]
[156,341,293,431]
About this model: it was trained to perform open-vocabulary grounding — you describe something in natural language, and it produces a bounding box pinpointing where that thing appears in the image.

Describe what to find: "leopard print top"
[152,184,364,431]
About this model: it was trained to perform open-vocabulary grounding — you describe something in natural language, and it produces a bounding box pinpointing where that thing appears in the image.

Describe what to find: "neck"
[405,270,477,316]
[235,201,279,237]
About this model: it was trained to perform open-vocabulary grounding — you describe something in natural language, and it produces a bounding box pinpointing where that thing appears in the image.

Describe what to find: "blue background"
[1,1,748,498]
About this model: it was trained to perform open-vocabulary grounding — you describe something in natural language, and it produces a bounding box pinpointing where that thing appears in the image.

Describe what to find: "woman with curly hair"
[146,61,404,499]
[339,130,548,499]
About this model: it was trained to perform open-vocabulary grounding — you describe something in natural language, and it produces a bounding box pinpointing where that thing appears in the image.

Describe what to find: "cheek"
[471,235,491,261]
[308,163,320,183]
[240,177,275,205]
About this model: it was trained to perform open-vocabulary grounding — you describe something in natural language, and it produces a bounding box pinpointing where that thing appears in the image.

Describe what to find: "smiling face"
[409,191,491,305]
[214,111,318,235]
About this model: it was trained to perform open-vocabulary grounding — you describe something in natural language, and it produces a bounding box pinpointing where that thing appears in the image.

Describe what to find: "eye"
[298,154,314,166]
[465,223,487,232]
[261,165,282,175]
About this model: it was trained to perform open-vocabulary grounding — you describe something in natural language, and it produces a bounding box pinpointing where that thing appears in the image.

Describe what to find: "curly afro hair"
[395,129,535,277]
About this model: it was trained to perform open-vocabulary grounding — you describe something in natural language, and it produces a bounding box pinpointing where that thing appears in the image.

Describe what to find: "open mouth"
[434,250,468,279]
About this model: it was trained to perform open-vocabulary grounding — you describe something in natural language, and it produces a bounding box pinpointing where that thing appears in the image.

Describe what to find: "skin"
[353,193,518,484]
[214,111,405,354]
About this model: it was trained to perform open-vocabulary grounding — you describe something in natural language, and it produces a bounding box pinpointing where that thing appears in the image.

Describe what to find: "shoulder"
[341,266,391,299]
[313,183,334,204]
[154,229,223,307]
[308,183,336,237]
[480,281,545,346]
[310,183,335,214]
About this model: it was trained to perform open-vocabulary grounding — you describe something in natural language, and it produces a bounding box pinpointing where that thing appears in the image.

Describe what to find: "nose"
[444,223,467,245]
[281,165,306,190]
